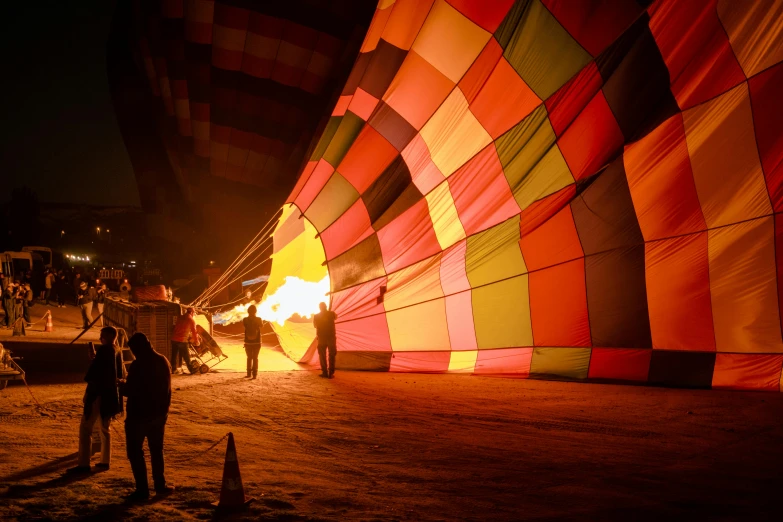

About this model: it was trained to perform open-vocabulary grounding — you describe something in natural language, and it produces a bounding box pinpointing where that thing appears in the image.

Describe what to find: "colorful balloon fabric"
[267,0,783,391]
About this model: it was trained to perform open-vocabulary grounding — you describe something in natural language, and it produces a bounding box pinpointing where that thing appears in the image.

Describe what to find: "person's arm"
[190,318,201,345]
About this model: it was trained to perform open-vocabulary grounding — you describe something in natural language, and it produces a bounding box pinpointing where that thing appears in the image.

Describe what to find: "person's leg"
[23,304,30,324]
[98,413,111,465]
[77,399,100,467]
[148,416,168,491]
[252,346,260,378]
[317,344,328,377]
[181,343,193,373]
[245,345,251,377]
[97,303,104,326]
[328,342,336,377]
[125,420,149,494]
[85,302,93,327]
[171,342,180,372]
[45,288,51,305]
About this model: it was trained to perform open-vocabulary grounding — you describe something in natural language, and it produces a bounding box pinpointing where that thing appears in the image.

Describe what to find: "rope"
[167,432,231,463]
[21,376,53,417]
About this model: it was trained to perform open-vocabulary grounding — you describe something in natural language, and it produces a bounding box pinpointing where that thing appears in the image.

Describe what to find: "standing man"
[313,302,337,379]
[95,283,107,326]
[44,270,55,305]
[243,305,263,379]
[121,332,173,501]
[77,281,95,329]
[73,273,82,306]
[171,307,200,374]
[22,283,33,327]
[68,326,124,473]
[1,278,15,328]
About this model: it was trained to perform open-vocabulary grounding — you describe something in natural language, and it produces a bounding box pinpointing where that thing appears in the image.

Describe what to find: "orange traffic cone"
[44,311,54,332]
[213,432,253,510]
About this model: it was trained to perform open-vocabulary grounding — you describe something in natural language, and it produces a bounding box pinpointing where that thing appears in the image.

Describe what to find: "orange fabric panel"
[336,315,392,352]
[389,351,450,372]
[337,125,398,194]
[448,145,521,236]
[529,258,591,347]
[749,63,783,212]
[401,134,445,195]
[519,184,576,236]
[383,50,455,130]
[474,348,533,375]
[446,0,514,32]
[624,114,706,241]
[684,83,772,228]
[588,348,651,382]
[331,277,387,322]
[294,159,334,211]
[347,88,380,121]
[458,38,503,104]
[376,199,442,273]
[709,217,783,353]
[445,291,478,351]
[382,0,435,50]
[439,240,470,295]
[319,199,373,261]
[717,0,783,78]
[712,354,783,391]
[519,205,582,272]
[360,5,394,53]
[776,214,783,335]
[332,95,352,116]
[646,233,715,351]
[470,58,542,139]
[557,91,624,181]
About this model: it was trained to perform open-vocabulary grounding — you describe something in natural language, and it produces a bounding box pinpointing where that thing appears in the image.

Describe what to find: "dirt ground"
[1,364,782,521]
[0,302,100,343]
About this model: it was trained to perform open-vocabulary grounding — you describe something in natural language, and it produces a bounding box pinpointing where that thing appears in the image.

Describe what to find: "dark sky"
[1,1,140,207]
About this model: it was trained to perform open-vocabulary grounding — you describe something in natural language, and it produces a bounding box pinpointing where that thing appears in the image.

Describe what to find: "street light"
[60,230,65,238]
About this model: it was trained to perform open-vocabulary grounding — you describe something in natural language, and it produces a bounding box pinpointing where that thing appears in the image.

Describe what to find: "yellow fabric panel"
[472,276,533,349]
[708,216,783,353]
[378,0,396,9]
[448,350,478,373]
[425,182,466,250]
[717,0,783,78]
[684,83,771,229]
[384,253,444,311]
[495,107,573,211]
[466,216,526,288]
[305,173,360,232]
[420,88,493,177]
[411,0,490,83]
[387,299,451,351]
[267,207,327,296]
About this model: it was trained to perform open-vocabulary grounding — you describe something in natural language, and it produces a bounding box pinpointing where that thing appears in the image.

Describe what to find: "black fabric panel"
[211,68,321,111]
[328,234,387,292]
[584,245,652,348]
[211,107,303,145]
[322,111,365,167]
[597,14,679,142]
[336,351,392,371]
[368,102,417,151]
[571,158,644,256]
[343,51,373,95]
[358,39,408,99]
[648,351,717,388]
[310,116,342,161]
[362,156,412,222]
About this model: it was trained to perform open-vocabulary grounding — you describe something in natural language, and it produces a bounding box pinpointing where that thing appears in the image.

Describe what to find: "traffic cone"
[45,311,54,332]
[213,432,253,510]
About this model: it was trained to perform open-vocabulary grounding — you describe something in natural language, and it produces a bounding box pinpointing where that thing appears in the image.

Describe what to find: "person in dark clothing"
[68,326,124,473]
[56,274,68,307]
[1,278,14,328]
[77,282,96,329]
[313,302,337,379]
[243,305,263,379]
[121,332,173,501]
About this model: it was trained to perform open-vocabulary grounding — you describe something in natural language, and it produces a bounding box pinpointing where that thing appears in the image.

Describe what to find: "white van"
[22,246,52,269]
[1,252,34,281]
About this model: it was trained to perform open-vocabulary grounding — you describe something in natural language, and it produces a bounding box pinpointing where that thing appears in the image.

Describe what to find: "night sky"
[1,1,140,207]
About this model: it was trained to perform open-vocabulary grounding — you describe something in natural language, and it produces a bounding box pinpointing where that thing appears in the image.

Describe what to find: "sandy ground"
[1,302,100,343]
[1,365,782,521]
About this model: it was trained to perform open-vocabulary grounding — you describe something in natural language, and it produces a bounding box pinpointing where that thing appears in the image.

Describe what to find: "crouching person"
[121,332,173,501]
[68,326,124,473]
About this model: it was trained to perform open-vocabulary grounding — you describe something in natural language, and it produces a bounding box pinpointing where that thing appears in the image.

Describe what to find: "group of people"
[68,326,173,501]
[0,274,34,329]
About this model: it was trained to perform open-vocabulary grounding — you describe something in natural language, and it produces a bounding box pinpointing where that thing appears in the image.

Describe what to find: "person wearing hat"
[170,307,201,374]
[1,277,15,328]
[77,281,97,330]
[121,332,173,500]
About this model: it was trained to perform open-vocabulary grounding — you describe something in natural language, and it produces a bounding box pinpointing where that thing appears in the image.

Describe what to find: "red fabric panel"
[294,159,334,211]
[242,55,273,78]
[544,62,603,137]
[520,206,582,271]
[776,214,783,334]
[331,277,387,322]
[320,199,374,260]
[347,88,379,121]
[213,3,248,29]
[587,348,652,381]
[445,292,478,351]
[446,0,515,32]
[332,96,352,116]
[474,348,533,375]
[624,113,706,240]
[558,91,624,181]
[186,21,212,44]
[519,185,576,236]
[162,0,183,18]
[377,200,442,273]
[648,0,746,110]
[389,351,450,372]
[247,13,282,38]
[337,315,392,352]
[458,38,503,104]
[645,233,716,351]
[529,259,591,347]
[212,47,243,71]
[440,240,471,294]
[712,354,783,391]
[542,0,641,56]
[748,62,783,212]
[448,145,521,236]
[337,126,399,194]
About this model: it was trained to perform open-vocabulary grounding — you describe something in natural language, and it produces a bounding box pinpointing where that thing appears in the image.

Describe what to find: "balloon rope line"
[194,248,272,309]
[192,238,272,307]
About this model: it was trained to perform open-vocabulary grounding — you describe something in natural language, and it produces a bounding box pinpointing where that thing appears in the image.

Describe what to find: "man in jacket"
[313,302,338,378]
[1,276,14,328]
[68,326,124,473]
[77,281,95,329]
[121,332,173,501]
[243,305,263,379]
[170,307,200,374]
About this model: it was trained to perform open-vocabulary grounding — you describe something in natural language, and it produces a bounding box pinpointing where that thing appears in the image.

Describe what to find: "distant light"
[129,260,135,263]
[106,229,110,233]
[85,256,90,262]
[209,260,215,266]
[124,279,128,283]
